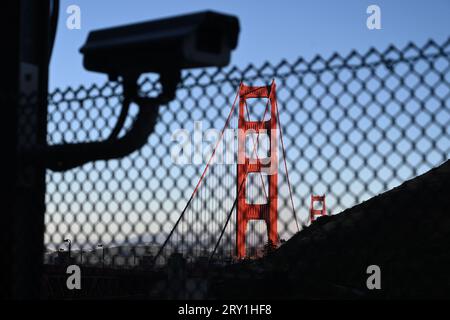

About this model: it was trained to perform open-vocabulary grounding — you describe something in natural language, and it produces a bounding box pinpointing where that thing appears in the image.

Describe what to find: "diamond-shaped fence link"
[43,39,449,299]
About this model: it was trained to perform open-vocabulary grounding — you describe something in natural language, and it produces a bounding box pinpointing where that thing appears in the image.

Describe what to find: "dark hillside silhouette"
[212,160,450,299]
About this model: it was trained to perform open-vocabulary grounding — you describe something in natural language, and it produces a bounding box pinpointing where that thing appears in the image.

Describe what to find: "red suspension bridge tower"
[310,194,327,223]
[236,82,278,258]
[154,80,300,264]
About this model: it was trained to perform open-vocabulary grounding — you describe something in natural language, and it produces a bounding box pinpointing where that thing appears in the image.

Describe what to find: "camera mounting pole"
[45,69,181,171]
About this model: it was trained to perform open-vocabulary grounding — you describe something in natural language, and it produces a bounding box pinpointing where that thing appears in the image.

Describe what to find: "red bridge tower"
[310,194,327,223]
[236,81,278,258]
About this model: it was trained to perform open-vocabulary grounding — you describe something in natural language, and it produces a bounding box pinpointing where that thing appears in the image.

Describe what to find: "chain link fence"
[43,38,449,299]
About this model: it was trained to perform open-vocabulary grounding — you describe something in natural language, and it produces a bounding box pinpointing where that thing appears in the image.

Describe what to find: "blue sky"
[46,0,450,249]
[50,0,450,90]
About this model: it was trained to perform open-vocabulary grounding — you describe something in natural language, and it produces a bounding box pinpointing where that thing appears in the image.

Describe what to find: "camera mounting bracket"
[44,69,181,171]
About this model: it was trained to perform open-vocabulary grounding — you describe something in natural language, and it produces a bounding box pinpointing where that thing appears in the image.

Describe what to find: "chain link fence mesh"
[43,38,449,299]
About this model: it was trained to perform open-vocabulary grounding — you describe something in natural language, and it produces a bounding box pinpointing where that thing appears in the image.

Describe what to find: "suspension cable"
[154,87,240,263]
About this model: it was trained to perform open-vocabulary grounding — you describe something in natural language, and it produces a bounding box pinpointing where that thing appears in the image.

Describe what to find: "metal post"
[98,244,104,268]
[1,0,50,299]
[64,239,72,259]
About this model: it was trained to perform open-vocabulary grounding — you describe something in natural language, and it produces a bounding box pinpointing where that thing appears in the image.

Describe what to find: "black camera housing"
[80,10,240,79]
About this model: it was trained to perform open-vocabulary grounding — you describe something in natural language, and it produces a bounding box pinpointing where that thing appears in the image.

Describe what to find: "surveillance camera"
[46,10,240,172]
[79,10,240,79]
